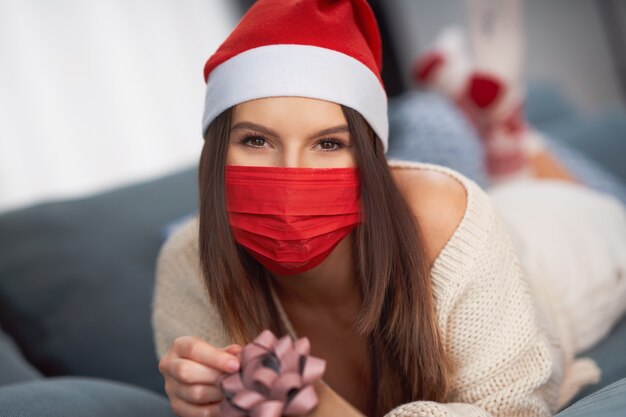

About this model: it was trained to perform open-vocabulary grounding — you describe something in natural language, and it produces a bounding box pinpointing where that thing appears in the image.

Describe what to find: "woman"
[151,0,622,416]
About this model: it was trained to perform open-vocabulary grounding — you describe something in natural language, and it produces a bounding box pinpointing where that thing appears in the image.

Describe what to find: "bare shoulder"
[390,166,468,267]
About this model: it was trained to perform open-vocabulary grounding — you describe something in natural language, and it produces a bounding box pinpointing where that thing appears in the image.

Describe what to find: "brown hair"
[197,104,453,416]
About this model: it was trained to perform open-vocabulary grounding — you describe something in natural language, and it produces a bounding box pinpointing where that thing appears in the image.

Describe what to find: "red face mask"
[224,164,362,276]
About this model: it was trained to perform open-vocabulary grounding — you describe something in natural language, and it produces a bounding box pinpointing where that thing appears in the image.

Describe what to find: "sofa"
[1,82,625,416]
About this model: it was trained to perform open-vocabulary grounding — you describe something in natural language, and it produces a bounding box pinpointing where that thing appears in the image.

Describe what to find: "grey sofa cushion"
[534,110,626,186]
[0,325,42,386]
[567,312,626,405]
[0,376,175,417]
[0,166,198,395]
[556,376,626,417]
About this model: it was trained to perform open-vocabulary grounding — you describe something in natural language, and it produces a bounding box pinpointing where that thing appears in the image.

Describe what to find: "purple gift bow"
[217,329,327,417]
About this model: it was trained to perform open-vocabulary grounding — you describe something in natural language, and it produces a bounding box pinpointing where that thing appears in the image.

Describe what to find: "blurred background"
[0,0,238,213]
[1,0,625,214]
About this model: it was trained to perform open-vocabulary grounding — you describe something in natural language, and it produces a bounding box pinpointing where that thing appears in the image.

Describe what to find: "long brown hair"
[198,104,453,416]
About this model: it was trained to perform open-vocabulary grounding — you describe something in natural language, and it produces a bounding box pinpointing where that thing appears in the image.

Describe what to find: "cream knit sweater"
[151,159,601,417]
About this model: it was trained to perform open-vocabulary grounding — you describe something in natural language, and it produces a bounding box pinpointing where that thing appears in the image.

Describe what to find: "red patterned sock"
[458,71,534,182]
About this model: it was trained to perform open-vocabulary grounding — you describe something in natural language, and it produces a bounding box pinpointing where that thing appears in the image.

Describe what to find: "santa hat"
[201,0,389,152]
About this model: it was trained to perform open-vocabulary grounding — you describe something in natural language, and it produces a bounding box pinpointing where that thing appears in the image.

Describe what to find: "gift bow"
[218,329,327,417]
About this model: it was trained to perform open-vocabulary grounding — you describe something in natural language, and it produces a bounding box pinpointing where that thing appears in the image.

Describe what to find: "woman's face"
[226,97,356,168]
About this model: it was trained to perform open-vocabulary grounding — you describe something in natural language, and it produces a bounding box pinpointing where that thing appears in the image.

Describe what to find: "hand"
[158,335,243,417]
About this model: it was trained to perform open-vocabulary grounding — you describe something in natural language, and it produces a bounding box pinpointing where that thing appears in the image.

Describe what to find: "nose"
[279,145,307,168]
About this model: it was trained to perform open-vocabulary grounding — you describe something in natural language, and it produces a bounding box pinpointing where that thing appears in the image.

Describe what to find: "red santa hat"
[201,0,389,152]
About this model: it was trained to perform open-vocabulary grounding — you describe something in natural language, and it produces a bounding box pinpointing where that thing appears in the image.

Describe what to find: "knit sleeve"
[384,192,560,417]
[150,215,231,361]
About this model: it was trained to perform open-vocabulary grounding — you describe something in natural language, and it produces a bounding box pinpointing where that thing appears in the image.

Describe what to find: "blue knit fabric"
[386,91,490,189]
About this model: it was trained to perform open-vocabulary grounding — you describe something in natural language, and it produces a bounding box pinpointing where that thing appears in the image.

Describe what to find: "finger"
[170,398,221,417]
[167,357,224,385]
[174,336,240,373]
[176,383,223,405]
[223,344,243,355]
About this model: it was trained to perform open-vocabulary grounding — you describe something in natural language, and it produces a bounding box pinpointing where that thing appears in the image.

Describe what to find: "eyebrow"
[230,121,349,140]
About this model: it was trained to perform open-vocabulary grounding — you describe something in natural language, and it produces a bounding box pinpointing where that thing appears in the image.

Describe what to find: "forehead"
[231,97,346,124]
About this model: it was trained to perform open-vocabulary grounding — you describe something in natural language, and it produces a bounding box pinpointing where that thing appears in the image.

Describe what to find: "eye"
[315,138,348,152]
[239,135,268,148]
